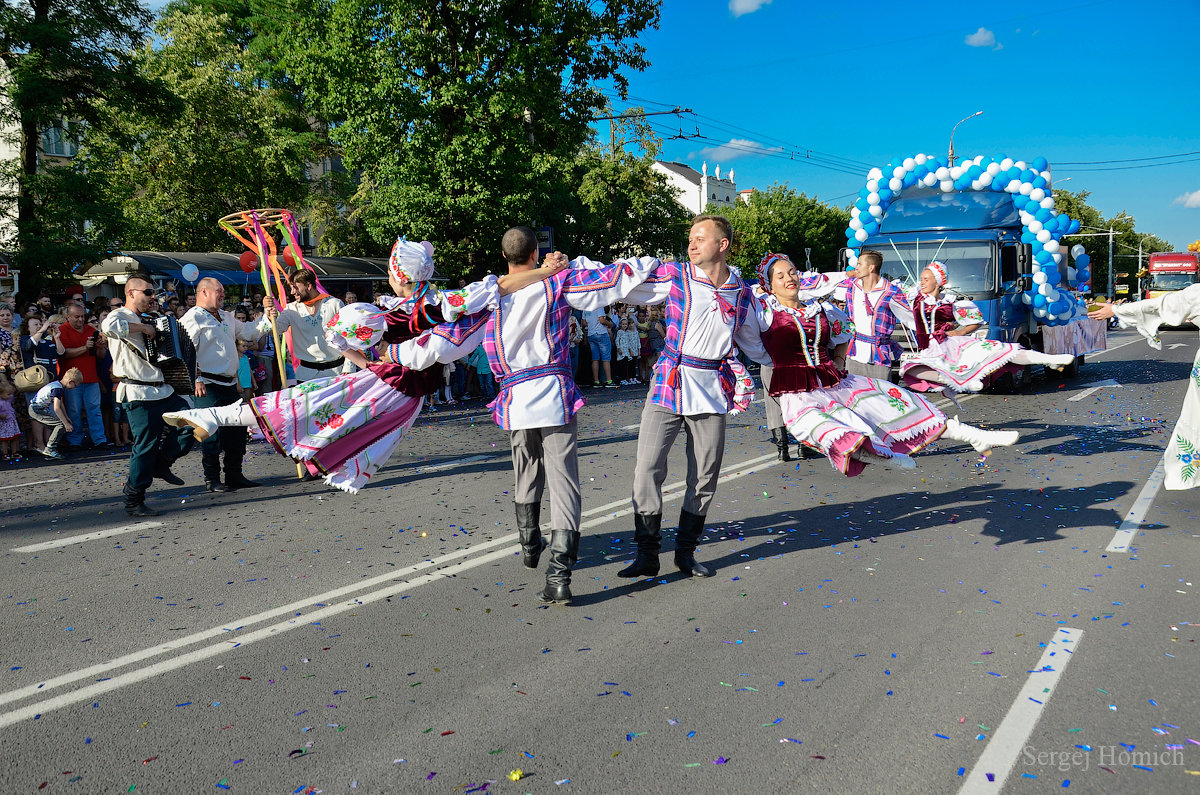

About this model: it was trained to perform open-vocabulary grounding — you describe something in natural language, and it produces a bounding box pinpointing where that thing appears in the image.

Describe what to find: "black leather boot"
[771,427,791,461]
[675,509,713,577]
[205,479,227,492]
[225,470,262,490]
[537,529,580,604]
[123,482,157,517]
[515,502,545,569]
[617,512,661,578]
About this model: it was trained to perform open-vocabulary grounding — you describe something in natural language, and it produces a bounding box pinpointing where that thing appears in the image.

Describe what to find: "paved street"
[1,327,1198,794]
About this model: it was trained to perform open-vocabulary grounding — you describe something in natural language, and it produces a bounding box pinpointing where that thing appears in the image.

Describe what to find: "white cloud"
[730,0,772,17]
[690,138,783,162]
[1174,190,1200,208]
[965,27,1002,50]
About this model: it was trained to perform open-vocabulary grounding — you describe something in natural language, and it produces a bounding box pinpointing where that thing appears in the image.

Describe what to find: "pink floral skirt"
[779,374,946,476]
[899,336,1025,392]
[251,368,423,493]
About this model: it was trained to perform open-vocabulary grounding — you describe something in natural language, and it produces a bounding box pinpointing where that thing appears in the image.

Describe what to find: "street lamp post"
[947,111,983,167]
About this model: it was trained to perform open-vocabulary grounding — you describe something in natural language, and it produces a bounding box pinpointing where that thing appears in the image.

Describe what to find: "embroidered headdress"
[388,238,435,285]
[926,260,948,288]
[757,252,792,287]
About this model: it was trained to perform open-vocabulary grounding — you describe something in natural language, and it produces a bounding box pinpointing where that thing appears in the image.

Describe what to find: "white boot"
[163,401,255,442]
[1011,349,1075,368]
[851,448,916,471]
[942,416,1019,454]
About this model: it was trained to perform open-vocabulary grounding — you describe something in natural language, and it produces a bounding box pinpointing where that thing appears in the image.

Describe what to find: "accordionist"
[100,273,197,517]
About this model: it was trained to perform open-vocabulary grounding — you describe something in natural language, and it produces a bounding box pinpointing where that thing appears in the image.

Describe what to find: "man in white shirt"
[180,277,270,492]
[268,270,346,383]
[101,273,196,516]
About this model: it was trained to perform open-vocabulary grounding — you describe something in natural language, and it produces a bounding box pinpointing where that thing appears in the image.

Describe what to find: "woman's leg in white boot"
[850,448,916,471]
[1010,349,1075,368]
[942,416,1020,454]
[163,400,255,441]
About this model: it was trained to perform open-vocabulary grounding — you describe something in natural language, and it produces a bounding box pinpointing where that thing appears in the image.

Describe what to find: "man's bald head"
[196,277,225,311]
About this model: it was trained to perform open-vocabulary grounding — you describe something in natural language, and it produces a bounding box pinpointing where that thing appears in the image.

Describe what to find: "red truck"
[1145,252,1199,299]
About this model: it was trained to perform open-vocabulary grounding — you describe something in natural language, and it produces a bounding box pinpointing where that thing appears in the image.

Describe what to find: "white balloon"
[868,168,883,181]
[893,166,906,179]
[935,167,950,180]
[1028,219,1044,233]
[950,166,964,180]
[847,253,859,268]
[973,155,984,165]
[869,204,883,217]
[986,162,1002,176]
[940,180,955,193]
[1014,161,1027,171]
[1034,271,1047,284]
[979,172,994,187]
[1030,188,1045,202]
[1039,197,1055,210]
[915,154,928,165]
[1005,179,1021,192]
[1039,283,1052,296]
[889,177,903,191]
[1021,292,1032,305]
[902,158,916,171]
[1036,229,1051,243]
[868,192,880,205]
[866,179,879,193]
[1030,262,1042,273]
[1000,158,1014,170]
[851,206,861,218]
[850,217,863,230]
[181,263,199,282]
[922,173,938,187]
[970,180,983,191]
[1071,244,1086,258]
[1044,239,1059,253]
[1046,288,1059,303]
[1019,182,1033,196]
[855,229,868,242]
[1051,251,1062,264]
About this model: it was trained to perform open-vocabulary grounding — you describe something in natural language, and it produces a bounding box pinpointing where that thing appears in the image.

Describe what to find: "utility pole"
[948,111,983,166]
[1108,227,1115,301]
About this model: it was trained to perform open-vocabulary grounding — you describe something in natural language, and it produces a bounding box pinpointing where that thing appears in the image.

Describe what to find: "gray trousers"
[632,402,726,516]
[845,359,893,381]
[760,364,784,428]
[510,415,581,532]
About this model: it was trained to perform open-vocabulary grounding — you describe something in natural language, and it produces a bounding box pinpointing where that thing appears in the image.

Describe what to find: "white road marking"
[958,628,1084,793]
[11,522,163,553]
[0,478,60,492]
[620,423,640,431]
[1168,343,1187,350]
[0,543,520,730]
[0,532,519,712]
[416,454,491,473]
[1066,378,1123,401]
[1106,459,1166,553]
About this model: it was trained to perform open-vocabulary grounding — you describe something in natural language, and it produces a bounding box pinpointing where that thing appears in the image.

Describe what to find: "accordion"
[144,313,183,364]
[141,313,195,396]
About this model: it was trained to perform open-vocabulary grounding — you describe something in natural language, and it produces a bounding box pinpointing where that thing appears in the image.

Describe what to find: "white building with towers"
[652,160,737,215]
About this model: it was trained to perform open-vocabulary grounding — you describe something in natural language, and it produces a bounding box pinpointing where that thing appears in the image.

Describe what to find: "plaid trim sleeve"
[395,310,489,369]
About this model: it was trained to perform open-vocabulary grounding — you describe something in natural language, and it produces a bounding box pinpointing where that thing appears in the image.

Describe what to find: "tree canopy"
[715,185,851,278]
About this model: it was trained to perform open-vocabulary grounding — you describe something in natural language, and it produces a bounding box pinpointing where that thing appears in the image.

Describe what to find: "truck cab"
[1145,252,1199,299]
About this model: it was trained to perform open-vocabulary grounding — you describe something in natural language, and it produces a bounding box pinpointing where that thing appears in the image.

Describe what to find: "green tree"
[716,185,851,277]
[77,8,320,252]
[0,0,173,287]
[1053,188,1172,294]
[278,0,660,278]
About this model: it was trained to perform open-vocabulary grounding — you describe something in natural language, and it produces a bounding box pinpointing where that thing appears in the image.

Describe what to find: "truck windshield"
[1149,272,1195,291]
[866,241,994,296]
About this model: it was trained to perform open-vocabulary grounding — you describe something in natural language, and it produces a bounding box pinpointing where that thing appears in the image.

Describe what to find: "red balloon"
[239,251,258,273]
[282,250,296,268]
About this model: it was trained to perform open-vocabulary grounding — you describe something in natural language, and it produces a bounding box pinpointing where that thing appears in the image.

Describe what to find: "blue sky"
[602,0,1200,254]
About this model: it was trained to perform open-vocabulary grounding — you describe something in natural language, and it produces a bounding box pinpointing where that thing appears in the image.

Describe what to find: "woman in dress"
[164,238,563,493]
[1090,286,1200,490]
[899,261,1074,399]
[755,253,1020,476]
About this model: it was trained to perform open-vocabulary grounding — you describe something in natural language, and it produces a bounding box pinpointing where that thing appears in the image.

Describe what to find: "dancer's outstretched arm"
[496,251,568,295]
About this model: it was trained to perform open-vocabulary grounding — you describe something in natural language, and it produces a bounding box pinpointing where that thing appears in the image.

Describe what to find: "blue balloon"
[1051,299,1070,315]
[1034,248,1049,261]
[1075,254,1090,267]
[1033,293,1047,308]
[859,188,870,199]
[878,188,893,202]
[1035,208,1051,222]
[1032,175,1047,189]
[903,173,917,187]
[1046,268,1061,284]
[1021,232,1036,244]
[1032,156,1049,171]
[1068,219,1081,234]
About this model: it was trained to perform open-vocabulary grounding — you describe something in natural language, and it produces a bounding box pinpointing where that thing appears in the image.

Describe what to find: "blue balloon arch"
[844,153,1089,326]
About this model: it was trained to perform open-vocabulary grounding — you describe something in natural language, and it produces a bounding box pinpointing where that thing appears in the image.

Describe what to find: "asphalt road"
[0,326,1197,794]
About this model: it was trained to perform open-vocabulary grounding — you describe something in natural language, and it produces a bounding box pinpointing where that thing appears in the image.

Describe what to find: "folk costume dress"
[755,292,946,476]
[1110,283,1200,490]
[248,280,500,493]
[898,291,1016,393]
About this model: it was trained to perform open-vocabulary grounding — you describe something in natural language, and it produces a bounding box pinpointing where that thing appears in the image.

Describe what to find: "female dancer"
[164,238,562,492]
[1090,286,1200,490]
[900,261,1074,398]
[755,253,1020,476]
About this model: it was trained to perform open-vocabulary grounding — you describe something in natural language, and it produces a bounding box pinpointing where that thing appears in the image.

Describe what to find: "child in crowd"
[0,381,20,462]
[614,316,641,385]
[28,367,81,459]
[236,339,257,402]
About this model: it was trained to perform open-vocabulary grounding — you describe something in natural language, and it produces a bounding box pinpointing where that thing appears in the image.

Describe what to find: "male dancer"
[835,249,911,381]
[618,214,772,580]
[395,227,659,604]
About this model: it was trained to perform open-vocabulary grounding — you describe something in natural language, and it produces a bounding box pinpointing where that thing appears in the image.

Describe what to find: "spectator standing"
[580,305,615,387]
[57,304,111,450]
[567,314,583,378]
[0,380,19,461]
[615,317,641,384]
